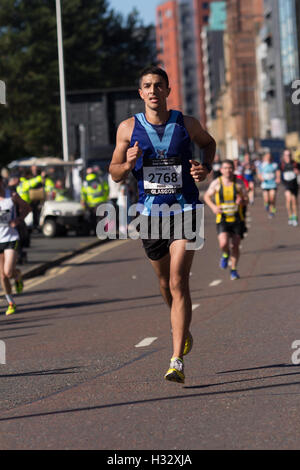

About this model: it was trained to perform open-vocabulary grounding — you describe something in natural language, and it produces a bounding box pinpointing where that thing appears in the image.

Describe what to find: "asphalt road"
[0,188,299,451]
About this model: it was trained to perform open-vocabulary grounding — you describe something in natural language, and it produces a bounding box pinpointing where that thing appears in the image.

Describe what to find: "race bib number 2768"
[143,156,182,195]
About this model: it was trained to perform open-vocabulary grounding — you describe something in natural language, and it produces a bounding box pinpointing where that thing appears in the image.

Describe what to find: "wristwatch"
[202,162,212,173]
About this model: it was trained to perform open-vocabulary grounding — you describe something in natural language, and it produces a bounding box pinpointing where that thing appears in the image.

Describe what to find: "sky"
[108,0,159,25]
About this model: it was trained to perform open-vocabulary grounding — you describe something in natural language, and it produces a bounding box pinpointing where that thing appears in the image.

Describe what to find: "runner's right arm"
[204,180,222,215]
[109,118,142,182]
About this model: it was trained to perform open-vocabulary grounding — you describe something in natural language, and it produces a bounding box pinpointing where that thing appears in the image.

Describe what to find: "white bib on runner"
[0,189,19,243]
[283,171,296,182]
[264,172,275,181]
[143,157,182,195]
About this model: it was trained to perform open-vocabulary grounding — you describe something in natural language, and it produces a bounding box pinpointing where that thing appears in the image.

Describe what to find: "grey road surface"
[0,191,299,450]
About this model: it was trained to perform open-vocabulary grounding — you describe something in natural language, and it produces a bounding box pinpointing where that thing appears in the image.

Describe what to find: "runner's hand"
[127,141,142,169]
[212,205,222,215]
[235,194,243,206]
[9,218,21,228]
[189,160,209,182]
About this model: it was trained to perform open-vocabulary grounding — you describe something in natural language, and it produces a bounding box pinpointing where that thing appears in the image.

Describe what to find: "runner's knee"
[169,275,188,294]
[3,268,13,279]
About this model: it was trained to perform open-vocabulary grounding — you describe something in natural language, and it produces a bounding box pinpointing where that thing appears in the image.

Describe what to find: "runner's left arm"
[184,116,216,183]
[275,166,281,184]
[11,192,32,227]
[236,181,249,206]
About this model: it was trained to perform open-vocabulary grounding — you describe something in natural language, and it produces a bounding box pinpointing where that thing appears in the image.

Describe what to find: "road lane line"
[209,279,222,287]
[135,337,158,348]
[192,303,200,311]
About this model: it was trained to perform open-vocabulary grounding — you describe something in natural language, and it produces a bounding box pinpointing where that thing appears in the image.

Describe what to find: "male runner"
[109,66,216,383]
[280,149,299,226]
[204,160,248,280]
[258,153,280,218]
[0,174,31,315]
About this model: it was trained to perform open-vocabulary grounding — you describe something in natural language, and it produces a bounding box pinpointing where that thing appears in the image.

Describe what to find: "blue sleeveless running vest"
[131,110,200,216]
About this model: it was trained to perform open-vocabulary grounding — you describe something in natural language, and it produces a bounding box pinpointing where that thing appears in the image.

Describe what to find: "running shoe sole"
[164,368,185,383]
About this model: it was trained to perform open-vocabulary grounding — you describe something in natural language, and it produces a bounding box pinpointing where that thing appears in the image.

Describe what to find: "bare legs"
[218,232,241,270]
[0,249,19,298]
[150,240,194,358]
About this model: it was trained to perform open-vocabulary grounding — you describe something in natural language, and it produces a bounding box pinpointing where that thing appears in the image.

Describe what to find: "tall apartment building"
[278,0,300,151]
[226,0,264,153]
[156,0,223,126]
[156,1,182,111]
[202,1,226,129]
[257,0,286,139]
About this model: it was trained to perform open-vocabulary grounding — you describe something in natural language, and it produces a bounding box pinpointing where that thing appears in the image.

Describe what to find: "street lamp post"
[0,80,6,105]
[55,0,69,164]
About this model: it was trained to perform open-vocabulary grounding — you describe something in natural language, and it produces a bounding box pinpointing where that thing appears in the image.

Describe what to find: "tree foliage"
[0,0,156,164]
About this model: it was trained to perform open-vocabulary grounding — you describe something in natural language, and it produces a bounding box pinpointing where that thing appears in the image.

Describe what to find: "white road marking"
[209,279,222,287]
[135,337,158,348]
[192,303,200,311]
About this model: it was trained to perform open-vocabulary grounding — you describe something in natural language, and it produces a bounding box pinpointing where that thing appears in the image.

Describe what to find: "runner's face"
[221,164,234,178]
[139,74,170,110]
[283,151,291,162]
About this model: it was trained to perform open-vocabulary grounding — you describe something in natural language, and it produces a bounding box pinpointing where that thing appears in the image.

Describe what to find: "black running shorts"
[216,221,244,238]
[284,183,298,197]
[0,240,19,254]
[139,210,198,261]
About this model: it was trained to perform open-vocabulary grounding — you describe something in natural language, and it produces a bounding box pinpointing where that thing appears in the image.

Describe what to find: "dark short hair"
[221,159,234,168]
[138,66,169,88]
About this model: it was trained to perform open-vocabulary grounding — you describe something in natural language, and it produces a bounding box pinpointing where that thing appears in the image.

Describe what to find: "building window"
[165,9,173,19]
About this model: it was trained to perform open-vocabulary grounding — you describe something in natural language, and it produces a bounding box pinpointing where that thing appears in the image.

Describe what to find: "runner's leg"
[269,189,276,213]
[285,190,292,220]
[168,240,194,359]
[150,253,172,308]
[263,190,269,211]
[291,193,298,219]
[218,231,230,256]
[230,234,241,270]
[0,252,11,295]
[3,248,19,281]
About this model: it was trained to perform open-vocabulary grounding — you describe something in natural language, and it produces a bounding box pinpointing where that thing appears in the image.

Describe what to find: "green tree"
[0,0,156,165]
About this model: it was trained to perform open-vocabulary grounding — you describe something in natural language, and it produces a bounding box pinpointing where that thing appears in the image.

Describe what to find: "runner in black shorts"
[204,160,248,280]
[0,174,31,315]
[109,66,216,383]
[281,149,299,226]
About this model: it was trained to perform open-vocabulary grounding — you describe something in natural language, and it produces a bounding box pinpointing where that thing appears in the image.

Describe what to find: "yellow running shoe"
[164,357,185,383]
[183,331,193,356]
[6,302,16,316]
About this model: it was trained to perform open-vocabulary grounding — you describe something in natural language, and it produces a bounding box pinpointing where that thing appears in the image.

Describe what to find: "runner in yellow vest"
[204,159,248,280]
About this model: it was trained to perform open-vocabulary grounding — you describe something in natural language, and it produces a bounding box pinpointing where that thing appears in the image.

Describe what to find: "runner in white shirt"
[0,174,31,315]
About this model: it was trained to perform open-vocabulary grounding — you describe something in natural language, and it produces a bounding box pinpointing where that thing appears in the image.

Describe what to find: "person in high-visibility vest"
[17,174,31,204]
[80,172,109,208]
[28,166,44,228]
[43,172,55,200]
[53,180,69,201]
[80,170,109,233]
